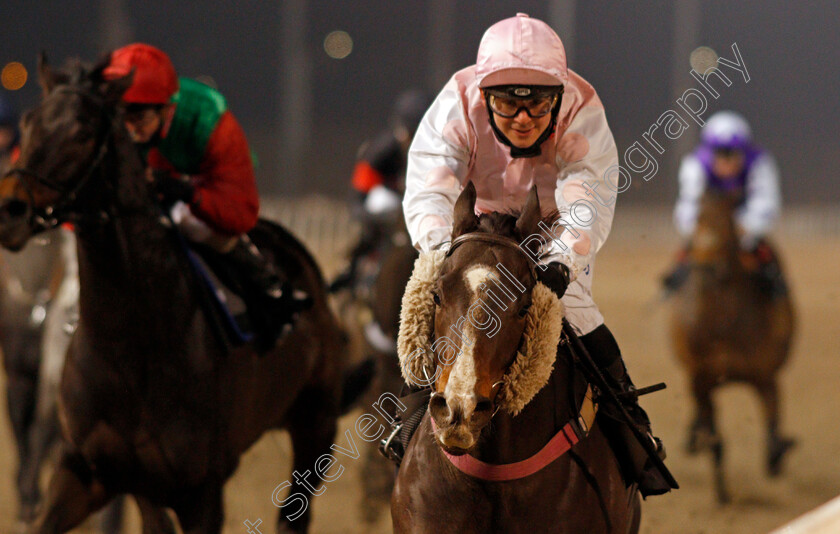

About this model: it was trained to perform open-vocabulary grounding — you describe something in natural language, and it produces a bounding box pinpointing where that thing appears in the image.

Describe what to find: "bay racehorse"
[669,191,795,503]
[0,55,351,533]
[392,183,640,533]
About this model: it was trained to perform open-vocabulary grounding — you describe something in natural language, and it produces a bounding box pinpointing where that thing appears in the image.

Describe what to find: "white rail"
[770,495,840,534]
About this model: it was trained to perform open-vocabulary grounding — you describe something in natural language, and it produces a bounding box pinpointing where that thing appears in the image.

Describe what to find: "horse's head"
[428,183,550,454]
[0,53,134,251]
[690,191,741,266]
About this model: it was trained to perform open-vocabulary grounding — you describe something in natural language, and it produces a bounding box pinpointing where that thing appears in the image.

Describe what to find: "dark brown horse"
[0,56,350,533]
[391,184,639,534]
[669,192,795,503]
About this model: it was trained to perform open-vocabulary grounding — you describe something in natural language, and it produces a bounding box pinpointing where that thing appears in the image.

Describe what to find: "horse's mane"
[475,209,561,239]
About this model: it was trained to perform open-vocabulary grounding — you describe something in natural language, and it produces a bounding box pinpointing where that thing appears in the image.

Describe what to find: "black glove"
[153,170,195,206]
[537,261,571,299]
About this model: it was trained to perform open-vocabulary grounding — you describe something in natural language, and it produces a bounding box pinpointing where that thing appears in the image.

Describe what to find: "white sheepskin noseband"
[397,250,564,416]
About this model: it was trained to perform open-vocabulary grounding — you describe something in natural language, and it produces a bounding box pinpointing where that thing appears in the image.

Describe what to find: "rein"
[1,86,116,233]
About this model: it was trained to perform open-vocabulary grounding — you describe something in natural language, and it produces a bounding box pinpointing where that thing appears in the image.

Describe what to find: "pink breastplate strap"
[430,385,597,482]
[436,420,579,481]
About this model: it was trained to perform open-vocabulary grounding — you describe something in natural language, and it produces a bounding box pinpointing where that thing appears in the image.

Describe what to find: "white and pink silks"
[404,13,619,335]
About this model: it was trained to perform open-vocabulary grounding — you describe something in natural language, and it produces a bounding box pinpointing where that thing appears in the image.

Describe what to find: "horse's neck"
[75,139,196,343]
[472,360,573,464]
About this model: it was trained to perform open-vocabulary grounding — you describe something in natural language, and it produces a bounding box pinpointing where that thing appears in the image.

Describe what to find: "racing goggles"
[484,85,563,119]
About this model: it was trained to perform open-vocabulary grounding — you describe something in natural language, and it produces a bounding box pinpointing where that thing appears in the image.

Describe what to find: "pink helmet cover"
[476,13,568,89]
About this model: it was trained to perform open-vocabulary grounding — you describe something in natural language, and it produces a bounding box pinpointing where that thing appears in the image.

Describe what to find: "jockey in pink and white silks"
[665,111,787,297]
[403,13,675,496]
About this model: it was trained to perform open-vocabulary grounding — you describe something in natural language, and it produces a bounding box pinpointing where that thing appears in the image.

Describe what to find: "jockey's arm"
[403,84,471,253]
[190,111,260,236]
[673,154,707,238]
[736,153,781,247]
[541,106,619,281]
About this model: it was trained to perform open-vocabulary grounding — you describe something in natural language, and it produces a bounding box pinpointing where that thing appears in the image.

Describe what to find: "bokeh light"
[689,46,719,74]
[1,62,28,90]
[324,31,353,60]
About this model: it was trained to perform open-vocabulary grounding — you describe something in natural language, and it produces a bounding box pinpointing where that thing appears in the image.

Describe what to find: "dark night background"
[1,1,838,206]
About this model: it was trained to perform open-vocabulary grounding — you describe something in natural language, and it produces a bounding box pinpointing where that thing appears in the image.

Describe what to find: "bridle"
[1,86,115,233]
[446,232,538,283]
[437,231,539,416]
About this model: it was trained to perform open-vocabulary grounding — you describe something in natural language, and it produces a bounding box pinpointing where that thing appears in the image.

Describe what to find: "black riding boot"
[580,325,673,497]
[224,237,312,338]
[603,358,665,458]
[751,243,788,299]
[661,246,691,295]
[329,218,382,293]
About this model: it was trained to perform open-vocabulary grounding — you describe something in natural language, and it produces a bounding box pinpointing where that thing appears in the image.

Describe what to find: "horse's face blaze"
[427,182,546,454]
[430,243,533,454]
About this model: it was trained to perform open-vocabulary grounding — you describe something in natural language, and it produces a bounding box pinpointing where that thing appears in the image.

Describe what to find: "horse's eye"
[518,304,531,318]
[432,291,441,305]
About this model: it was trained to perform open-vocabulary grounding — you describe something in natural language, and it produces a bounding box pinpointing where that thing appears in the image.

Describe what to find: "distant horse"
[391,184,640,534]
[329,217,417,523]
[0,55,352,533]
[669,192,795,503]
[356,239,417,524]
[0,227,66,522]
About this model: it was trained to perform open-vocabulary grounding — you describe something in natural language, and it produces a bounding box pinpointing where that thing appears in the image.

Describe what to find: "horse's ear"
[90,52,111,81]
[90,52,133,105]
[38,51,56,96]
[516,186,542,239]
[452,181,479,237]
[102,70,134,105]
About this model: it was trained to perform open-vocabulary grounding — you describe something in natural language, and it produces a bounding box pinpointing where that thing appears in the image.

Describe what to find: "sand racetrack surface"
[0,203,838,533]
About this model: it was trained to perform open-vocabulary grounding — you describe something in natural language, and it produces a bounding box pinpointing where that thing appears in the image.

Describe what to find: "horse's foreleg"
[135,496,177,534]
[6,367,40,519]
[277,390,339,534]
[688,374,729,503]
[756,378,795,476]
[171,482,224,534]
[28,449,111,534]
[686,374,718,454]
[96,495,125,534]
[18,394,62,524]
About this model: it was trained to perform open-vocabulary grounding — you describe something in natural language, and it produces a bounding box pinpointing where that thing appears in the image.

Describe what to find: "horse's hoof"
[767,436,796,476]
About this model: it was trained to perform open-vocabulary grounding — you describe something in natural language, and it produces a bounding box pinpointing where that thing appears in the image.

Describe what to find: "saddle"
[173,225,296,351]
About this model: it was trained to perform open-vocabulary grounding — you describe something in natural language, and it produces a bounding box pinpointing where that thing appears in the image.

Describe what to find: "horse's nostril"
[429,393,451,421]
[430,393,447,411]
[3,199,29,218]
[475,398,493,415]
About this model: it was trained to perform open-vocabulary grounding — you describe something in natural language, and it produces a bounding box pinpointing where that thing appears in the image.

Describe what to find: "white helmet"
[701,111,753,150]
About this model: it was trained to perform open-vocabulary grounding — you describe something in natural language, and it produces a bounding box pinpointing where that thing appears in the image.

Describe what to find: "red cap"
[103,43,178,105]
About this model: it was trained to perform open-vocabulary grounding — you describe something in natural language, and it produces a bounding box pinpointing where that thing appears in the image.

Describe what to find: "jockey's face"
[712,148,746,180]
[123,105,167,144]
[492,105,553,149]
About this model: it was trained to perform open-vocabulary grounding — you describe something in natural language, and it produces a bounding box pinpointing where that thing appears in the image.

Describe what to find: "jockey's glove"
[153,170,195,206]
[537,261,571,299]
